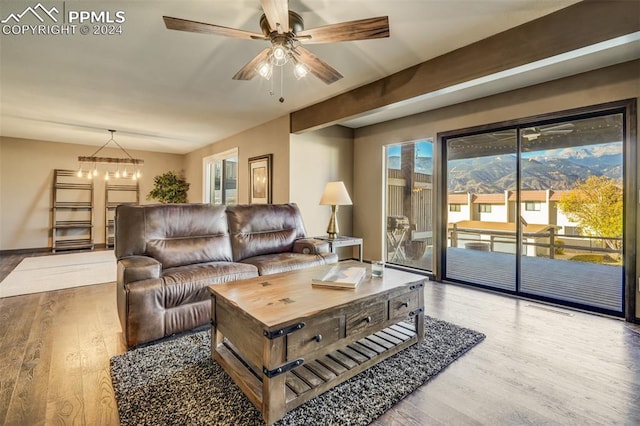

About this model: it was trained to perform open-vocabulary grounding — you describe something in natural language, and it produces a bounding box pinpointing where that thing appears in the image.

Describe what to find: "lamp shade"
[319,181,352,206]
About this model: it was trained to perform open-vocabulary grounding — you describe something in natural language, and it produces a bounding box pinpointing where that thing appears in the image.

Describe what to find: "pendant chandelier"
[77,130,144,180]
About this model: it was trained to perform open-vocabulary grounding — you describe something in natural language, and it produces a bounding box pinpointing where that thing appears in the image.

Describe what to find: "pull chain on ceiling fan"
[163,0,389,100]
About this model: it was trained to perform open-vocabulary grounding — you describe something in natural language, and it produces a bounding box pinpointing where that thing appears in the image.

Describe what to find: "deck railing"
[448,224,621,260]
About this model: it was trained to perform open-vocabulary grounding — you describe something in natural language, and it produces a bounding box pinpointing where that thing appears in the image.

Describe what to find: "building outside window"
[525,201,541,211]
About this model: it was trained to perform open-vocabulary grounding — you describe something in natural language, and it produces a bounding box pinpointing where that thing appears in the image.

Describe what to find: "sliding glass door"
[384,140,433,271]
[446,130,517,291]
[519,115,623,313]
[443,110,625,315]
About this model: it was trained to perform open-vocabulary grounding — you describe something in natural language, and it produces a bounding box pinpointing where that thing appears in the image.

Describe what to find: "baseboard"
[0,244,109,256]
[0,247,50,256]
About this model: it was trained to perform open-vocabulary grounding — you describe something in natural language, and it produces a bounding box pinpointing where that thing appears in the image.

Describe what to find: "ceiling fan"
[484,123,575,142]
[163,0,389,88]
[522,123,575,141]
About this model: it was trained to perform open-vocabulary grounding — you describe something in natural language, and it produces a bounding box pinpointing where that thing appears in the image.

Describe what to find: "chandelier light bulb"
[93,166,98,177]
[77,167,82,178]
[123,168,128,178]
[136,170,141,179]
[105,171,110,181]
[115,168,120,178]
[87,171,92,179]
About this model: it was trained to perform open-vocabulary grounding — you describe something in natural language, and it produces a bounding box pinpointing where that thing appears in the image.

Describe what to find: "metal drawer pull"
[400,302,409,308]
[314,334,323,343]
[365,316,372,323]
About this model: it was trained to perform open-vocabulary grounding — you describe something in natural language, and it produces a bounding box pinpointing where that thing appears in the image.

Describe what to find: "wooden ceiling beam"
[290,0,640,134]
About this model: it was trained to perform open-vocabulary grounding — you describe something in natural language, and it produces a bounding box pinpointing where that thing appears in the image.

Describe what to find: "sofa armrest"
[117,255,162,285]
[293,238,331,255]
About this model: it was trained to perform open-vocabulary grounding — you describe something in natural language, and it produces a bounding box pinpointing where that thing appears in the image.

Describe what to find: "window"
[384,140,433,271]
[563,226,583,236]
[479,204,492,213]
[449,204,461,212]
[203,148,238,205]
[525,202,541,211]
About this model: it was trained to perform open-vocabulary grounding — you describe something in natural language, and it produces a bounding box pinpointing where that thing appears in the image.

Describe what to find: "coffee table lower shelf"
[214,322,418,420]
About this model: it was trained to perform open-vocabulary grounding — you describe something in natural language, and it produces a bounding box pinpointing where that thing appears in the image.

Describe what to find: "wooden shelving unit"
[105,182,139,248]
[51,169,94,252]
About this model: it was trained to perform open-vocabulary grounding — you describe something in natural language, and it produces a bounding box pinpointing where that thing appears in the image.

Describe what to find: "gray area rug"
[110,316,485,425]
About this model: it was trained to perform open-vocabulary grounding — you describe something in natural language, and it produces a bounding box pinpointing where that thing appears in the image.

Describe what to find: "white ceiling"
[0,0,612,155]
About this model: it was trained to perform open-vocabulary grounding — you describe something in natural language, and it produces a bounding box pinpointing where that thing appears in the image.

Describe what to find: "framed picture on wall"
[248,154,272,204]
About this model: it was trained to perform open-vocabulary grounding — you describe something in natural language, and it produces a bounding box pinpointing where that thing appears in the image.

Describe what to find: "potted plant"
[146,171,190,203]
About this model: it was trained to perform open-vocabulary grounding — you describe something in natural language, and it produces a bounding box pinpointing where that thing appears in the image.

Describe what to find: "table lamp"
[319,181,352,239]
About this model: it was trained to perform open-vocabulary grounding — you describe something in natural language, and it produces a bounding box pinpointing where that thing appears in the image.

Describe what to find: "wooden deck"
[445,247,623,313]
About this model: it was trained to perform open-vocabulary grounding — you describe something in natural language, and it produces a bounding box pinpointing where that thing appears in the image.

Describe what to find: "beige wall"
[184,116,290,204]
[353,59,640,317]
[290,125,354,238]
[183,118,355,250]
[0,137,184,250]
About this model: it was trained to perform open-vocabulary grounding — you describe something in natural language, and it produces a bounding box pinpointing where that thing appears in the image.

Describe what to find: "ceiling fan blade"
[260,0,289,33]
[297,16,389,44]
[232,48,271,80]
[536,123,573,132]
[544,130,574,134]
[540,123,574,131]
[163,16,266,40]
[294,46,343,84]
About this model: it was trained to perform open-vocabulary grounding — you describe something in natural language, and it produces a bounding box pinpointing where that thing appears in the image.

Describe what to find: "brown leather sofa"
[115,203,337,348]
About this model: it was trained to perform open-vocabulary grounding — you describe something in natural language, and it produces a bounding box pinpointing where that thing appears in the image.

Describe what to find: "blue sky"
[387,141,433,157]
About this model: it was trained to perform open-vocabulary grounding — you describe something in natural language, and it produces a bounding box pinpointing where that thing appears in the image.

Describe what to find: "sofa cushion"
[226,204,307,261]
[162,261,258,308]
[241,252,333,276]
[117,204,234,268]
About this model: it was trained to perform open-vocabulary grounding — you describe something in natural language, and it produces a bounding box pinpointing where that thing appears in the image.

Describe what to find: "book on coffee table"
[312,265,367,289]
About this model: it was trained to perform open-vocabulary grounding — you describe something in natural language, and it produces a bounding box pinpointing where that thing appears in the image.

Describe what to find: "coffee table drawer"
[389,291,419,320]
[287,317,341,359]
[346,302,385,337]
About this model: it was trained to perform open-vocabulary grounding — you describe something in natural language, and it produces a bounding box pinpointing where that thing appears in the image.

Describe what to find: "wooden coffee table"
[208,261,425,424]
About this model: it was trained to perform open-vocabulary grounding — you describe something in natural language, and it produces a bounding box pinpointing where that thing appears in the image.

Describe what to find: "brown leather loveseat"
[115,203,337,348]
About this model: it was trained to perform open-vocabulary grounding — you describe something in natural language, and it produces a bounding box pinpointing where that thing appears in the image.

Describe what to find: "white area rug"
[0,250,116,298]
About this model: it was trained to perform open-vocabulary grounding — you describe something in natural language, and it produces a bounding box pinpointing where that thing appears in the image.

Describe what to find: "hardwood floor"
[1,253,639,425]
[377,283,640,425]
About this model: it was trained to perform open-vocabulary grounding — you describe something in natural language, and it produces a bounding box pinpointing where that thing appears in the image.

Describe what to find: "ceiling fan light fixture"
[257,61,273,80]
[293,61,309,80]
[271,44,288,66]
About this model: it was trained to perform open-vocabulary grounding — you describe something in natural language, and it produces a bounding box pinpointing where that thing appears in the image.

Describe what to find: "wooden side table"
[315,236,363,262]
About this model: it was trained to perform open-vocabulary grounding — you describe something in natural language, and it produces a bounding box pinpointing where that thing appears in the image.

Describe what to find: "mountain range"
[388,143,622,193]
